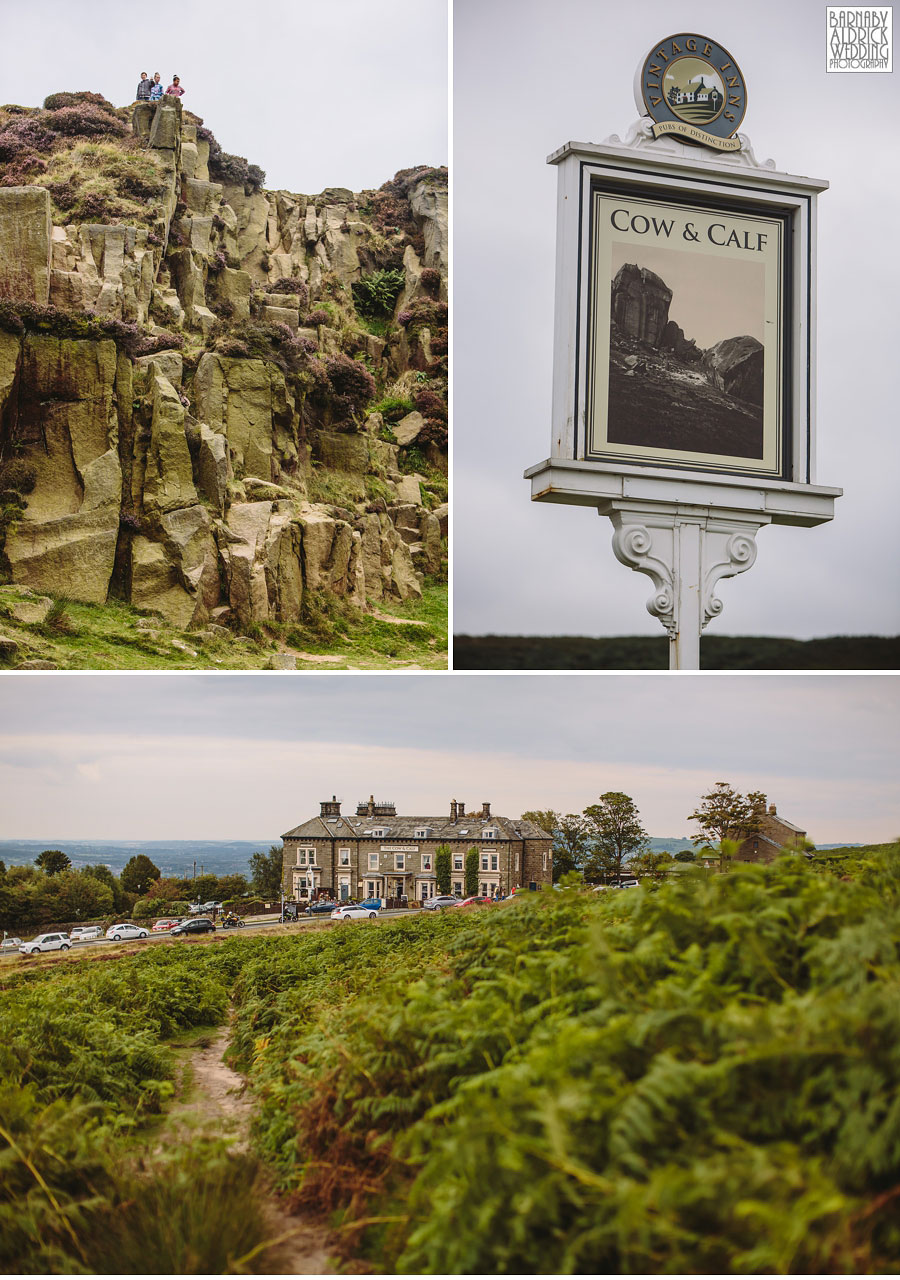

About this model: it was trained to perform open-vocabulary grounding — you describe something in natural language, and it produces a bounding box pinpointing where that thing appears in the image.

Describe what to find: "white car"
[70,926,103,941]
[106,923,149,941]
[331,904,379,921]
[1,936,24,952]
[19,932,71,955]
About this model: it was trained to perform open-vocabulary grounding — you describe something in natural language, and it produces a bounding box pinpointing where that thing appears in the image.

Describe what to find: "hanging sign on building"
[637,34,747,151]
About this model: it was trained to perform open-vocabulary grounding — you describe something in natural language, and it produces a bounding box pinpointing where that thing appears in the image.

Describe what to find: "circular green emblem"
[635,34,747,151]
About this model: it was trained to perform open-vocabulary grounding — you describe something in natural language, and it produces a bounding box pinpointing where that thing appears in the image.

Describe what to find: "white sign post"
[526,67,841,669]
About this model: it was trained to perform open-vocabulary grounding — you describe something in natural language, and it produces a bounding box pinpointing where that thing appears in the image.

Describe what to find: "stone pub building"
[282,796,553,904]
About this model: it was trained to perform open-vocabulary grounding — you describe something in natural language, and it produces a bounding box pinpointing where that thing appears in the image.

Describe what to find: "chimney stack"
[768,803,777,815]
[458,801,465,818]
[450,799,457,820]
[320,795,341,818]
[482,802,491,819]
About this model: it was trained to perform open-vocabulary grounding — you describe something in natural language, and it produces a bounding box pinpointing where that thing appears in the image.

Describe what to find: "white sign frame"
[526,130,842,668]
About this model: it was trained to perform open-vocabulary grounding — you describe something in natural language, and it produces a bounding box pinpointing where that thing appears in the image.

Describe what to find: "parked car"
[170,918,216,936]
[422,895,460,911]
[331,905,378,921]
[151,917,182,932]
[305,900,338,915]
[457,895,493,907]
[359,897,382,911]
[105,923,149,941]
[70,925,103,941]
[1,936,24,951]
[19,933,71,955]
[202,901,223,912]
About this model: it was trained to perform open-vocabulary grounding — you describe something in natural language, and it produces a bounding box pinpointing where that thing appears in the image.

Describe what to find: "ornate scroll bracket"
[606,507,767,668]
[611,522,677,637]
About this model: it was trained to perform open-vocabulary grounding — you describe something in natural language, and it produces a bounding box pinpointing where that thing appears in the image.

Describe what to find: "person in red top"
[165,75,185,97]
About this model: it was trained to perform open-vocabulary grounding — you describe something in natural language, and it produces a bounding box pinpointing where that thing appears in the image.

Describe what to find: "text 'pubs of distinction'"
[587,192,786,477]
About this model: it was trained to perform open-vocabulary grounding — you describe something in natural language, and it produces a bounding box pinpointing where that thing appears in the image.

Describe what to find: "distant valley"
[0,839,271,877]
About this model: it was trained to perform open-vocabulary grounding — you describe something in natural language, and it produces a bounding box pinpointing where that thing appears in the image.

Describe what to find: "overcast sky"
[1,673,897,843]
[0,0,447,192]
[453,0,900,639]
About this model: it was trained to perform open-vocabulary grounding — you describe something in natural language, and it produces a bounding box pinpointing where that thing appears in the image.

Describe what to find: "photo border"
[583,176,793,480]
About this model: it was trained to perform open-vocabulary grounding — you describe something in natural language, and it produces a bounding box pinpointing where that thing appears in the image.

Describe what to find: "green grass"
[0,582,447,670]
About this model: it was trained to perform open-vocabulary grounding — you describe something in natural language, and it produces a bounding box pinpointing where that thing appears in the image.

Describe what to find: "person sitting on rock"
[148,72,163,102]
[165,75,185,97]
[135,71,151,101]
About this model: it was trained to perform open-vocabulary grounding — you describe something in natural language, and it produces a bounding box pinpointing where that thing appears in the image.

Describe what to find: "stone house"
[734,799,807,864]
[281,796,553,904]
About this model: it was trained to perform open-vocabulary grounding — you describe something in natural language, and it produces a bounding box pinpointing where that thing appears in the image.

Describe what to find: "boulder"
[389,539,423,601]
[196,424,229,513]
[262,304,299,330]
[142,374,198,515]
[660,320,702,363]
[418,511,443,575]
[10,596,53,625]
[701,335,764,406]
[0,186,52,304]
[610,263,672,347]
[395,474,423,505]
[432,502,448,538]
[6,507,118,603]
[409,178,448,274]
[394,410,425,446]
[148,96,181,150]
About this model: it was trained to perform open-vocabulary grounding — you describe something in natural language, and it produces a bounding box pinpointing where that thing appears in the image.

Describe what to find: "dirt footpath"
[175,1025,335,1274]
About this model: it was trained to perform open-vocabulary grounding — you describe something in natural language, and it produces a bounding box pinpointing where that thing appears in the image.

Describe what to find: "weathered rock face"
[0,186,52,304]
[701,335,764,406]
[660,319,702,363]
[611,264,673,347]
[0,95,446,628]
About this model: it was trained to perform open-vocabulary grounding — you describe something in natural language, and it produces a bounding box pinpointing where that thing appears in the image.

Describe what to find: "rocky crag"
[610,263,763,407]
[607,263,764,458]
[0,91,447,632]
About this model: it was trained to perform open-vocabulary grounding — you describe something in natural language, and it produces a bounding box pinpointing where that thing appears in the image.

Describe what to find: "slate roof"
[282,813,552,841]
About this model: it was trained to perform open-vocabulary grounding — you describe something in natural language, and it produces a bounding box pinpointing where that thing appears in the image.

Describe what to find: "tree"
[82,863,128,910]
[249,846,284,898]
[521,810,591,882]
[217,873,250,900]
[35,849,71,876]
[465,847,479,896]
[687,783,766,847]
[435,844,452,895]
[583,792,648,884]
[628,850,673,881]
[120,854,161,896]
[674,849,696,863]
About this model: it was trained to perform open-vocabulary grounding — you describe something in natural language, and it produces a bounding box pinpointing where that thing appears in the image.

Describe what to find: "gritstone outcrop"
[0,92,447,629]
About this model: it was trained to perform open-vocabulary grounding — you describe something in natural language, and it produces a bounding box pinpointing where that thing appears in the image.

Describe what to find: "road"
[1,908,419,963]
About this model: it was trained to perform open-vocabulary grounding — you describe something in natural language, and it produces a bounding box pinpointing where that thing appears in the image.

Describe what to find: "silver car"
[105,923,149,941]
[331,905,378,921]
[19,932,71,955]
[70,926,103,941]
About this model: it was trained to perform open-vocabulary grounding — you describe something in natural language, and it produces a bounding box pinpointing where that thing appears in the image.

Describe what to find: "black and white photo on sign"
[588,192,784,474]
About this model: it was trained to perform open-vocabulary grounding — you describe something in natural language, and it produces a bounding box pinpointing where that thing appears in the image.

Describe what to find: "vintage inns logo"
[638,35,747,152]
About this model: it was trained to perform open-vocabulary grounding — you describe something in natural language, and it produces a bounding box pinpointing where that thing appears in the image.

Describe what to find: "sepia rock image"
[606,261,764,459]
